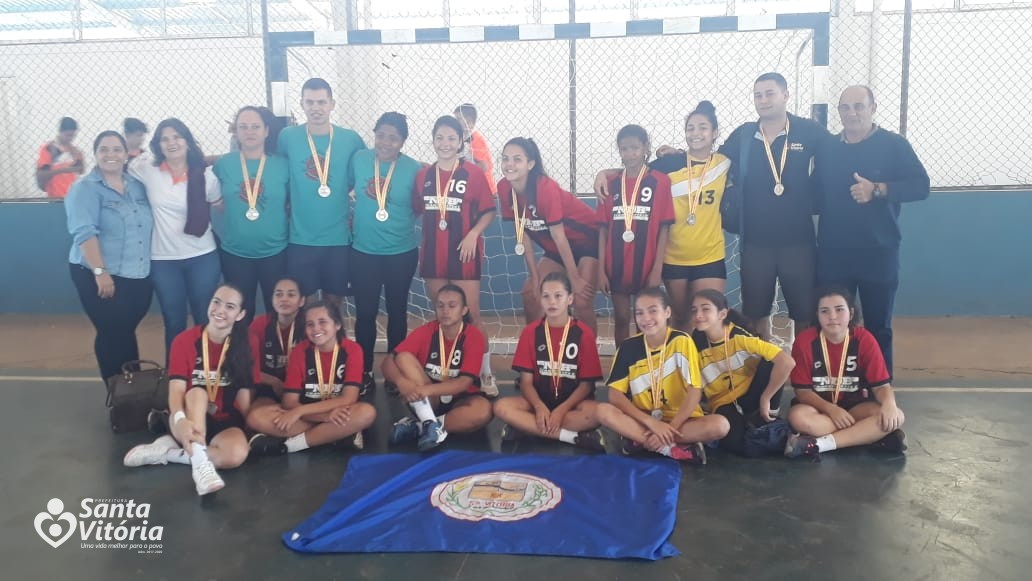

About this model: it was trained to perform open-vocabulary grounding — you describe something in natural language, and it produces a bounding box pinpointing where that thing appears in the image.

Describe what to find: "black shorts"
[435,391,489,415]
[740,243,815,323]
[542,243,599,268]
[254,383,281,403]
[789,392,874,412]
[205,413,245,443]
[287,244,350,297]
[662,259,727,282]
[537,388,596,411]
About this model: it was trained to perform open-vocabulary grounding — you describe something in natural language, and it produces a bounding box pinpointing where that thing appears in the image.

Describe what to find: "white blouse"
[130,154,222,261]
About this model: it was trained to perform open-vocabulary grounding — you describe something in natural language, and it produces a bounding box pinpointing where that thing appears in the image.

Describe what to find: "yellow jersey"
[606,329,704,420]
[650,152,731,266]
[694,323,783,411]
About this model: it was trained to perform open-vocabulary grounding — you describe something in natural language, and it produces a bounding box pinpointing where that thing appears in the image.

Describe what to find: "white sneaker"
[191,460,225,496]
[123,435,179,467]
[352,431,364,450]
[481,373,499,397]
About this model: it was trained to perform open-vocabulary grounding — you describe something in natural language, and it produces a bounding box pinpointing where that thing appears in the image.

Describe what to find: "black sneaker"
[621,437,645,456]
[872,429,908,453]
[147,409,169,435]
[248,433,287,456]
[574,429,606,453]
[360,372,376,396]
[500,423,527,442]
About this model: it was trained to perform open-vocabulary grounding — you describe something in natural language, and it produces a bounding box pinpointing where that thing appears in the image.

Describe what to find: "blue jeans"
[151,251,222,357]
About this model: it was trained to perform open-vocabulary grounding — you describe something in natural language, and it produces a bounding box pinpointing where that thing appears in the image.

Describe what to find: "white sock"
[481,352,493,376]
[285,433,309,453]
[410,398,437,423]
[658,444,673,457]
[558,428,577,444]
[816,435,837,452]
[165,449,190,465]
[436,414,447,425]
[189,444,209,466]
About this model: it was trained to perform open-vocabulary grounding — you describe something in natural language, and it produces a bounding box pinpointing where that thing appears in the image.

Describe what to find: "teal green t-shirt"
[277,124,366,246]
[213,153,290,259]
[350,149,422,255]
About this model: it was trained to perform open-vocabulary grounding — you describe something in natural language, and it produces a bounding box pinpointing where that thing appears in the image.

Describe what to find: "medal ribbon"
[687,155,714,218]
[819,330,851,405]
[434,162,456,226]
[759,117,790,192]
[543,318,572,399]
[276,319,295,358]
[643,328,671,414]
[201,329,230,404]
[240,153,266,215]
[315,342,340,401]
[306,128,333,192]
[437,322,464,381]
[621,165,647,235]
[511,188,527,249]
[374,158,396,215]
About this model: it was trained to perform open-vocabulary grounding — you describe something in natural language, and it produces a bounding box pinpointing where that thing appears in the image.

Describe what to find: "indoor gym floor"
[1,314,1030,580]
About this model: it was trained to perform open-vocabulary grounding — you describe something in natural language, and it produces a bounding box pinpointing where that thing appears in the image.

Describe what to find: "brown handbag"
[105,360,169,433]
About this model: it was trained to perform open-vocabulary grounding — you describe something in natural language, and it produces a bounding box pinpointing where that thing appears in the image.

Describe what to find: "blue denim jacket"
[66,168,153,278]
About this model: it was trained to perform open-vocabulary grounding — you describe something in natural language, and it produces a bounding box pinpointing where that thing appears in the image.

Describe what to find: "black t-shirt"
[719,113,829,246]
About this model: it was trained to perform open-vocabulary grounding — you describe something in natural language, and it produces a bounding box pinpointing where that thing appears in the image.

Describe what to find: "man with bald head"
[814,85,930,373]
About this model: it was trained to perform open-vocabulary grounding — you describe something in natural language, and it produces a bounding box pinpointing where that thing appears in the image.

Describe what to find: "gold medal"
[643,329,670,417]
[819,330,851,405]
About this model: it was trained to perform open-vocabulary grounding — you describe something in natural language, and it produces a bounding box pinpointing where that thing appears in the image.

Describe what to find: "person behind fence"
[123,283,257,496]
[130,118,222,356]
[595,287,725,465]
[595,124,674,345]
[493,271,606,451]
[36,116,84,198]
[65,130,153,381]
[690,289,795,456]
[213,106,290,322]
[248,277,306,410]
[454,103,497,195]
[498,137,602,332]
[814,85,930,374]
[412,115,500,397]
[349,112,423,395]
[276,77,366,306]
[596,102,733,332]
[382,285,493,451]
[784,286,907,459]
[123,117,148,162]
[246,300,376,456]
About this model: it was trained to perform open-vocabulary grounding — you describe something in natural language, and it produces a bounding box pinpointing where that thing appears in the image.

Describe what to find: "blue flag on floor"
[283,450,681,560]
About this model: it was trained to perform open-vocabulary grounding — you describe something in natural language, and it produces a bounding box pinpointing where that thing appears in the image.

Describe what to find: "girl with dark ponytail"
[123,283,257,496]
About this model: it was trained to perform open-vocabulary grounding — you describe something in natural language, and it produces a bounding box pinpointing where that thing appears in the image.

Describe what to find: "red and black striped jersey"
[597,168,675,293]
[248,313,303,381]
[284,338,365,404]
[169,325,260,420]
[512,318,603,409]
[498,175,601,257]
[394,321,486,392]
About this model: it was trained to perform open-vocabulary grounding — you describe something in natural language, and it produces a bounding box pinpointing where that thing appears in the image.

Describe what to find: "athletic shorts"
[253,383,281,403]
[662,259,727,282]
[536,388,596,412]
[542,243,599,268]
[286,243,350,297]
[205,413,245,443]
[789,392,875,412]
[434,391,489,415]
[740,243,815,323]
